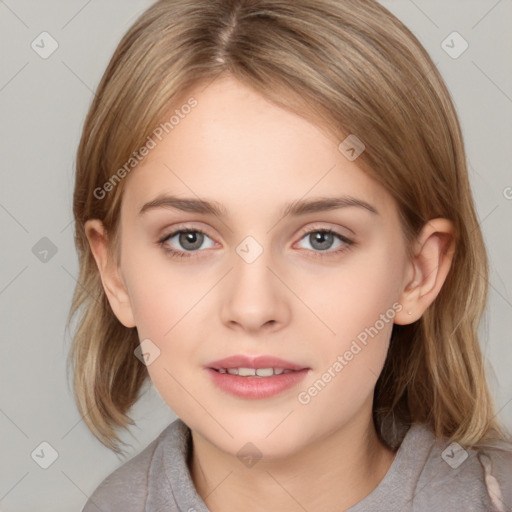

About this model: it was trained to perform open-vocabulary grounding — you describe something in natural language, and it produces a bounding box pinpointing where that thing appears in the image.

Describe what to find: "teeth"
[238,367,256,376]
[256,368,273,377]
[217,367,294,377]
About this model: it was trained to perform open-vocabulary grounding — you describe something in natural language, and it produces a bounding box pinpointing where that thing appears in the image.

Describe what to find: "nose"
[220,244,291,334]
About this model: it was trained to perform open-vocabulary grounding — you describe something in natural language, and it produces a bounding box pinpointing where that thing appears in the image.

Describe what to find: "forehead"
[120,76,395,219]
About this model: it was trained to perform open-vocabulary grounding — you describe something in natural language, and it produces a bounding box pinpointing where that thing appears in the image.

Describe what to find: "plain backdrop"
[1,1,511,510]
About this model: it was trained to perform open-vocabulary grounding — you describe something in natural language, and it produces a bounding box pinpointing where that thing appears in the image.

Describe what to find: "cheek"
[129,277,175,339]
[297,297,397,430]
[297,241,404,403]
[122,253,203,415]
[121,241,201,338]
[302,241,405,348]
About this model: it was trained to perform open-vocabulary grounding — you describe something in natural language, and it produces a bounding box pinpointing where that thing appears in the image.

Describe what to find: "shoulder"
[407,423,512,512]
[81,419,187,512]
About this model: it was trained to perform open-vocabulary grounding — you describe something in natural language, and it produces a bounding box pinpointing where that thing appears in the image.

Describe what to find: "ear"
[85,219,136,328]
[394,218,455,325]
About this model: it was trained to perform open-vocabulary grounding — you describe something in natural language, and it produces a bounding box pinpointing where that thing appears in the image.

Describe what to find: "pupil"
[180,231,203,250]
[311,232,333,250]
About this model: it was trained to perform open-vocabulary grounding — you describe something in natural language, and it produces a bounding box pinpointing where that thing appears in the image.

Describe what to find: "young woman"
[68,0,512,510]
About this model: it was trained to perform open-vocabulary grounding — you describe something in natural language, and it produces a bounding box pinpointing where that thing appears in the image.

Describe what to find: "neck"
[188,407,396,512]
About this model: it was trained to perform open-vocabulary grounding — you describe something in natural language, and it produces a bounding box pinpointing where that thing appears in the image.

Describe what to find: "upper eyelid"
[296,223,352,238]
[159,225,213,242]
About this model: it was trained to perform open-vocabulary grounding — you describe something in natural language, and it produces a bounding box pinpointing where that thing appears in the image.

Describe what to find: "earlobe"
[84,219,136,328]
[394,218,455,325]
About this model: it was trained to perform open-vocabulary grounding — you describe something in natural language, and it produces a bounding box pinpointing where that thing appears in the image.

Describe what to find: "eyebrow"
[138,194,379,217]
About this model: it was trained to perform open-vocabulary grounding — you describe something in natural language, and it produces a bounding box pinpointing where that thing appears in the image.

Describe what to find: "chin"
[197,412,319,461]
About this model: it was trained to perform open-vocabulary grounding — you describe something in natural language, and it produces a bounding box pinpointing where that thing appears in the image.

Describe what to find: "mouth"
[207,354,307,373]
[205,355,310,399]
[213,367,296,377]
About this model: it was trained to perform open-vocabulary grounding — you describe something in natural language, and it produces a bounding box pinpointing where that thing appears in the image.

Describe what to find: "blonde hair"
[67,0,511,454]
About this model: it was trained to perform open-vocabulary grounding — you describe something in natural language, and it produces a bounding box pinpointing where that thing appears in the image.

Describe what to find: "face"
[112,76,411,458]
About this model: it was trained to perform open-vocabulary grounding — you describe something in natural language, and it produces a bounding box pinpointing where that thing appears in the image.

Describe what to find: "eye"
[157,226,354,260]
[295,228,354,257]
[158,229,216,258]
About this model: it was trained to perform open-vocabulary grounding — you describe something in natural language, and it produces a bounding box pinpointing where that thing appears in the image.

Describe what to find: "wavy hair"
[67,0,511,454]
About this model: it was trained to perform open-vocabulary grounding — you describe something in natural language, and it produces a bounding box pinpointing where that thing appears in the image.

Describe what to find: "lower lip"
[205,368,309,399]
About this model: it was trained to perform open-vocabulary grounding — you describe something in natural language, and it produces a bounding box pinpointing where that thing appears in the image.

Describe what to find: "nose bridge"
[232,233,277,300]
[235,234,266,266]
[220,234,289,331]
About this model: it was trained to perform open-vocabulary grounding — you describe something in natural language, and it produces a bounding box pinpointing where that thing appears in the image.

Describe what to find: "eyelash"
[157,227,355,260]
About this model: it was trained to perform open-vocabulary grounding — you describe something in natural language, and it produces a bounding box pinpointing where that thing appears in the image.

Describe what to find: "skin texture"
[86,76,455,511]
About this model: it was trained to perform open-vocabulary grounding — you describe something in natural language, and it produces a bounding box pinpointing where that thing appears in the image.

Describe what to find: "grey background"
[1,1,511,510]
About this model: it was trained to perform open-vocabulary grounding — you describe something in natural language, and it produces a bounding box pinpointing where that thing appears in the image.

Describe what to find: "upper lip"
[207,355,308,371]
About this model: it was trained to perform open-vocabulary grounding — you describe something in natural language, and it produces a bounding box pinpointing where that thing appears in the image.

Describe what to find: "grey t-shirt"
[82,418,512,512]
